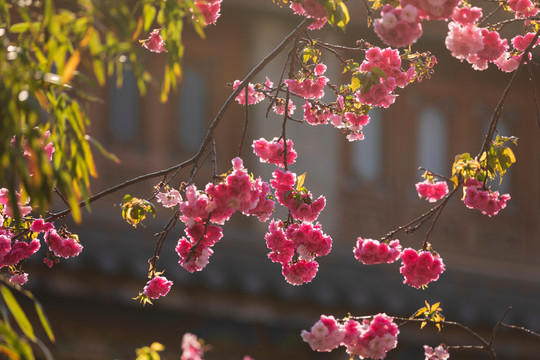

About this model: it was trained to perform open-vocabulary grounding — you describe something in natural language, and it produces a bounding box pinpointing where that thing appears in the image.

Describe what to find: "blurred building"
[26,1,540,359]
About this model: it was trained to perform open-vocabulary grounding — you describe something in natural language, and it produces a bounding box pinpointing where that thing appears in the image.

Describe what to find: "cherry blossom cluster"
[233,78,273,105]
[368,0,538,73]
[165,158,275,274]
[353,237,402,265]
[265,220,331,285]
[400,248,446,288]
[252,137,297,168]
[424,344,450,360]
[415,180,449,203]
[462,178,510,217]
[263,168,331,285]
[301,314,399,359]
[353,238,445,288]
[285,63,329,100]
[357,47,416,108]
[289,0,328,30]
[374,4,423,48]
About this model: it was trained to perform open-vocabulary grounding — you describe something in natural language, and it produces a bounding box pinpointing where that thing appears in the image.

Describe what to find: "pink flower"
[181,333,205,360]
[0,188,32,218]
[143,29,167,53]
[507,0,538,18]
[285,76,328,100]
[400,248,445,288]
[156,189,182,208]
[30,218,54,233]
[272,99,296,116]
[424,344,450,359]
[301,315,344,352]
[252,138,297,168]
[9,273,28,286]
[143,276,173,299]
[445,22,484,60]
[289,0,328,29]
[374,5,423,48]
[45,229,83,258]
[512,32,540,51]
[402,0,461,20]
[194,0,222,25]
[1,239,40,267]
[233,80,266,105]
[354,238,402,265]
[462,179,510,216]
[415,180,449,203]
[342,314,399,359]
[494,52,521,72]
[451,6,482,25]
[282,259,319,285]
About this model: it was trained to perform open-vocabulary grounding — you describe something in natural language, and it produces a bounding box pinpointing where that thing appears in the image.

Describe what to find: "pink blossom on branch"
[415,180,449,203]
[342,314,399,359]
[374,5,423,48]
[400,248,445,288]
[45,229,83,258]
[301,315,344,352]
[424,344,450,359]
[194,0,223,25]
[252,138,297,168]
[143,29,167,53]
[143,275,173,299]
[354,238,402,265]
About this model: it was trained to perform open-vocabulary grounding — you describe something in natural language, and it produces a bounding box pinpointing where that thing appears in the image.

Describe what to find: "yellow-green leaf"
[33,302,54,343]
[0,287,35,342]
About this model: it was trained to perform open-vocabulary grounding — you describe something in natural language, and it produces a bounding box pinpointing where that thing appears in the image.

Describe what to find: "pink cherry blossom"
[342,314,399,359]
[451,6,482,25]
[181,333,205,360]
[282,259,319,285]
[301,315,344,352]
[445,22,484,60]
[9,272,28,286]
[194,0,222,25]
[512,32,540,51]
[0,188,32,219]
[402,0,461,20]
[252,138,297,168]
[354,238,402,265]
[156,189,182,208]
[462,178,510,216]
[272,98,296,116]
[374,5,423,48]
[400,248,445,288]
[289,0,328,30]
[233,80,266,105]
[143,29,167,53]
[30,218,54,233]
[1,239,40,267]
[285,76,328,100]
[143,275,173,299]
[424,344,450,359]
[415,180,449,203]
[45,230,83,258]
[507,0,538,18]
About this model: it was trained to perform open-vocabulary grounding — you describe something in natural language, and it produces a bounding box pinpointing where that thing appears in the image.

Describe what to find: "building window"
[351,109,383,181]
[108,67,140,143]
[176,68,207,152]
[416,106,447,176]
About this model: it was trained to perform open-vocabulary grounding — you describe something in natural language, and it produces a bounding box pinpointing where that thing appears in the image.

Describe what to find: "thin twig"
[489,307,512,347]
[238,86,250,157]
[500,323,540,339]
[422,186,459,249]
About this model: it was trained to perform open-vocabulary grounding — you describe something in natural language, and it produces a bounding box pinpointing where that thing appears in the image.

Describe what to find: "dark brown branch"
[500,323,540,339]
[238,85,250,157]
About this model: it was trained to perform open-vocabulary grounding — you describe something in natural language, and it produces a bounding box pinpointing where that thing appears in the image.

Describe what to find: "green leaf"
[370,66,387,80]
[33,302,54,343]
[0,287,35,342]
[143,4,157,31]
[296,172,307,191]
[9,22,39,33]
